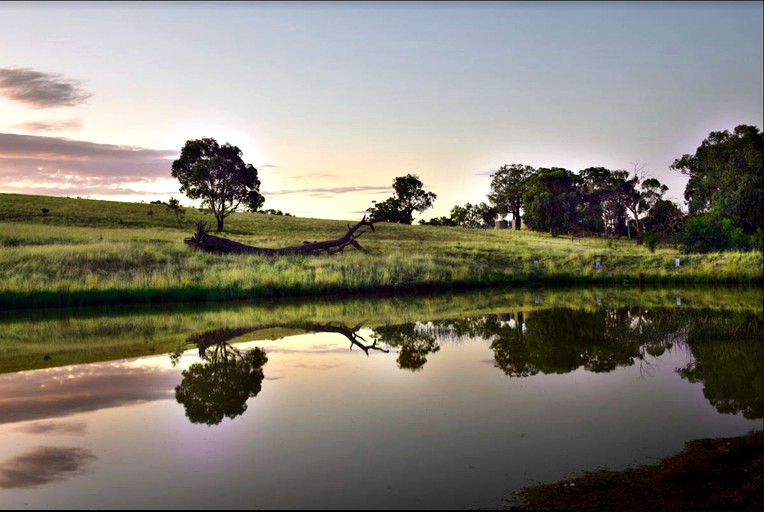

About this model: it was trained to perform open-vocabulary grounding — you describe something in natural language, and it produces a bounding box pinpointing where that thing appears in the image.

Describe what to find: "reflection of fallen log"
[189,322,390,357]
[184,216,381,255]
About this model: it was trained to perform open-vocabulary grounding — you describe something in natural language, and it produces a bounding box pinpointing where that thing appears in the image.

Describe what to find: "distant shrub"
[643,232,658,253]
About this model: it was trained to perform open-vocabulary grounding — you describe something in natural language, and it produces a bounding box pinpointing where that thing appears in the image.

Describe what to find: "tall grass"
[1,193,761,309]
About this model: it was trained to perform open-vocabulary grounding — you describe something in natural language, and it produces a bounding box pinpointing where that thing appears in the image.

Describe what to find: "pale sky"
[1,1,762,221]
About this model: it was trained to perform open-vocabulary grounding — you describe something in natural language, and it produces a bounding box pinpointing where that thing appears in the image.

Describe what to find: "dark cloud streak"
[12,118,83,132]
[0,446,96,489]
[0,133,178,197]
[0,67,92,108]
[264,185,391,197]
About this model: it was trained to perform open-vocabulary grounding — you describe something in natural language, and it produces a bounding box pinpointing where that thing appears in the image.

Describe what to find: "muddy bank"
[507,430,764,510]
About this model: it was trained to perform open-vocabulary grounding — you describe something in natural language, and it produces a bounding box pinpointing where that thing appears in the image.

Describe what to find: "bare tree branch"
[184,215,381,256]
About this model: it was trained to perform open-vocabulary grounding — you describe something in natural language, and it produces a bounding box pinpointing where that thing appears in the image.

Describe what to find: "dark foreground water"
[0,289,761,509]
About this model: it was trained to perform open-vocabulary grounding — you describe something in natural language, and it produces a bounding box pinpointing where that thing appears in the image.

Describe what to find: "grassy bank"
[1,193,761,309]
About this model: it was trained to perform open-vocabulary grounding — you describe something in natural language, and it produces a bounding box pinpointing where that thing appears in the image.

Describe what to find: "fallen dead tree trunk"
[184,215,381,255]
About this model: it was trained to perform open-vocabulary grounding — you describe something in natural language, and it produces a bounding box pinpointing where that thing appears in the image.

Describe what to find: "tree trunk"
[184,215,381,256]
[513,207,522,230]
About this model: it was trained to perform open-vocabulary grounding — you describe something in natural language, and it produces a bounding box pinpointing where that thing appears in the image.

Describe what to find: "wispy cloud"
[0,133,178,197]
[14,421,88,436]
[0,67,92,108]
[264,185,391,199]
[474,168,502,177]
[12,118,83,132]
[289,172,342,181]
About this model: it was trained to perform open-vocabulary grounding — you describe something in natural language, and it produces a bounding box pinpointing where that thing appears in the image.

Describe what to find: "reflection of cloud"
[0,67,92,108]
[0,362,179,425]
[13,421,87,436]
[0,446,96,489]
[12,119,83,132]
[0,133,177,197]
[288,361,344,371]
[262,346,366,356]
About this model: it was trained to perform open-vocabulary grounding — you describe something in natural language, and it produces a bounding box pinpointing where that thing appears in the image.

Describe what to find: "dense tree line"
[422,163,677,241]
[419,124,762,252]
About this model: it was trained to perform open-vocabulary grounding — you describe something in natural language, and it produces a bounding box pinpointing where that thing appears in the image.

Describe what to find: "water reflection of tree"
[170,309,762,421]
[174,343,268,426]
[172,322,386,425]
[434,306,762,420]
[423,308,684,377]
[677,310,763,419]
[370,323,439,371]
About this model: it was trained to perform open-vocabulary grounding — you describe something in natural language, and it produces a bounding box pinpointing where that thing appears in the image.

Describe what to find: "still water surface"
[0,288,761,509]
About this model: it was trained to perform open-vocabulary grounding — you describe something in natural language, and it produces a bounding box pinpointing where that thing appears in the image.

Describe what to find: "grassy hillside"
[0,193,761,309]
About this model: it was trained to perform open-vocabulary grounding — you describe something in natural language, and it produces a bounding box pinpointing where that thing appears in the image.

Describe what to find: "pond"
[0,287,761,509]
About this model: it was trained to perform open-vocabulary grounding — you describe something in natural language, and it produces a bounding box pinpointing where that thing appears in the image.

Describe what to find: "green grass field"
[1,192,761,309]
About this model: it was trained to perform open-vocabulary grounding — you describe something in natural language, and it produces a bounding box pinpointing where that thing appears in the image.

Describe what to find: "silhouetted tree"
[166,196,185,225]
[449,202,497,228]
[522,167,578,235]
[642,198,685,237]
[171,137,264,231]
[368,174,436,224]
[419,215,457,226]
[488,164,533,230]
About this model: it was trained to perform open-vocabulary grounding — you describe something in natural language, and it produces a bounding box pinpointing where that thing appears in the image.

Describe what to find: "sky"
[1,1,762,221]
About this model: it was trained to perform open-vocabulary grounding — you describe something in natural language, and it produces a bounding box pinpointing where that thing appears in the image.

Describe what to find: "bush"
[643,232,658,253]
[679,211,750,253]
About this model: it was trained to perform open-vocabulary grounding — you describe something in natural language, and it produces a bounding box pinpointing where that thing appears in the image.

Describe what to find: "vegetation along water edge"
[1,192,761,310]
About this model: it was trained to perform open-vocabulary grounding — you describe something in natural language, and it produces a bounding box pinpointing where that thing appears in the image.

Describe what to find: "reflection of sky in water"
[0,330,759,509]
[0,446,97,489]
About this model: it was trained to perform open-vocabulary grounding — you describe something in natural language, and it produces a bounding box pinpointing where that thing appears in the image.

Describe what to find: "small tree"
[368,173,436,224]
[450,202,497,228]
[166,196,186,225]
[171,137,264,231]
[642,199,684,237]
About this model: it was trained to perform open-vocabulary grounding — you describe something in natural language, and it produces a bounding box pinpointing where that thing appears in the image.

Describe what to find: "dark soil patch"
[507,430,764,510]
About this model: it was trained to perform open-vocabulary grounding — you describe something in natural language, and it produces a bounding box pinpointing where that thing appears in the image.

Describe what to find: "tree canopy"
[671,124,763,236]
[449,202,497,228]
[522,167,579,236]
[488,164,534,230]
[369,173,436,224]
[171,137,264,231]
